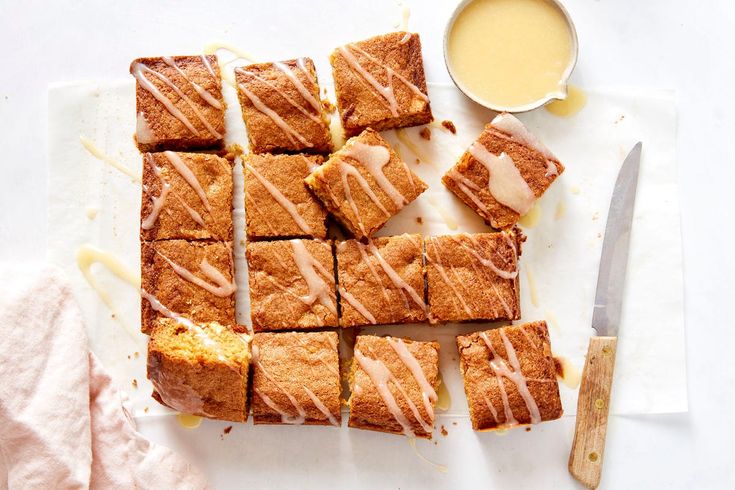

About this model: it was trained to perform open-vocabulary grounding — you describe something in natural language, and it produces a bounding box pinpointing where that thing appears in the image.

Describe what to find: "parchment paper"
[47,80,686,421]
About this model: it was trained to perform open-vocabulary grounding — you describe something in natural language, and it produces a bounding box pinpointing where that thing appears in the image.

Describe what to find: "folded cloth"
[0,264,208,489]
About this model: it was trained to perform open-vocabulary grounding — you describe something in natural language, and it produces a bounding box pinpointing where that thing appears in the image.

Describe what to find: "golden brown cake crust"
[425,230,524,324]
[348,335,440,438]
[331,32,433,137]
[140,152,233,241]
[147,319,250,422]
[442,123,565,229]
[141,240,236,334]
[456,321,563,431]
[304,128,427,239]
[244,153,327,240]
[235,58,332,154]
[246,239,338,331]
[336,234,426,327]
[251,331,341,425]
[131,55,226,152]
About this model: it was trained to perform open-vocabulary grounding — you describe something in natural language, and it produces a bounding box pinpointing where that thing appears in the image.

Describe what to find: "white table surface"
[1,0,734,488]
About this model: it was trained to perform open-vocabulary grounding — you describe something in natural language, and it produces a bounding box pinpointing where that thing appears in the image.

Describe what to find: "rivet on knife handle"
[568,336,618,489]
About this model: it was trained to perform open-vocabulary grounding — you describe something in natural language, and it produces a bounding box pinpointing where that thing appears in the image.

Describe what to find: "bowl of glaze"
[444,0,579,113]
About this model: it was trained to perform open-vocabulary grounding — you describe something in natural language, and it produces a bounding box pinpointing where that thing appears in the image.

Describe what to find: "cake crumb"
[134,351,140,359]
[322,99,336,114]
[415,158,420,164]
[127,355,131,360]
[132,379,138,389]
[224,426,233,435]
[440,425,448,436]
[525,427,532,432]
[452,421,457,426]
[441,120,457,134]
[144,407,149,413]
[416,217,423,224]
[419,127,431,140]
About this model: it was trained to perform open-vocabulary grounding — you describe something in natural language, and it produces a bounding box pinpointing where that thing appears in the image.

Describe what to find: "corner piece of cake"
[456,321,563,431]
[246,239,338,331]
[336,233,426,327]
[304,128,427,239]
[244,153,327,240]
[235,57,332,154]
[331,32,433,137]
[141,151,233,241]
[442,113,564,229]
[424,229,524,324]
[147,318,250,422]
[130,55,226,152]
[251,331,341,426]
[141,240,236,334]
[348,335,440,438]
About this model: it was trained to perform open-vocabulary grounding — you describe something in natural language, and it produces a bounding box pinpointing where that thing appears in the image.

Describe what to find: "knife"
[568,142,642,489]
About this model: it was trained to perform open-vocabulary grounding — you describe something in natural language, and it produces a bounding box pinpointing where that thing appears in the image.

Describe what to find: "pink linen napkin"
[0,264,208,489]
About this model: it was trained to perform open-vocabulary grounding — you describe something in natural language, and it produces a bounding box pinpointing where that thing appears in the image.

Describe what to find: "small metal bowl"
[443,0,579,113]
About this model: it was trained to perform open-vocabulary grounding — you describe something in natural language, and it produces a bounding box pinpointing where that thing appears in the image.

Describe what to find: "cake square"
[349,335,440,438]
[336,234,426,327]
[244,153,327,240]
[330,32,433,137]
[442,113,565,229]
[424,230,523,324]
[141,240,236,334]
[130,55,226,152]
[304,128,427,239]
[147,318,250,422]
[235,57,332,154]
[141,151,233,241]
[456,321,563,431]
[251,331,341,425]
[246,239,338,331]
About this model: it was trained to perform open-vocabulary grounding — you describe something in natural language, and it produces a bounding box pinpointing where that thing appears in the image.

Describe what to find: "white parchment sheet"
[47,80,686,426]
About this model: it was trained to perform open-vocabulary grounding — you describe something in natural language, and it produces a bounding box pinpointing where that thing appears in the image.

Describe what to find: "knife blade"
[591,142,642,337]
[569,142,642,489]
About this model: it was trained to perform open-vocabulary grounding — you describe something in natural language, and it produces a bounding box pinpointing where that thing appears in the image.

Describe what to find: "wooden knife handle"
[568,336,618,489]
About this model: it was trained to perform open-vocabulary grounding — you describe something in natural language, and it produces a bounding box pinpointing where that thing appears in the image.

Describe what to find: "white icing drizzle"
[303,387,339,426]
[366,240,427,314]
[79,135,141,183]
[135,112,155,145]
[237,67,321,124]
[387,337,437,423]
[343,142,407,209]
[132,62,222,138]
[481,391,500,424]
[293,333,340,377]
[131,62,200,136]
[252,344,307,424]
[468,144,536,215]
[339,286,377,324]
[480,331,542,426]
[491,283,514,318]
[545,160,559,177]
[490,113,557,162]
[235,70,313,147]
[354,348,414,436]
[156,251,236,297]
[161,56,223,109]
[200,54,217,79]
[290,240,337,315]
[399,32,411,44]
[337,160,391,235]
[300,154,320,173]
[425,238,472,316]
[356,243,390,303]
[246,163,312,234]
[163,151,213,213]
[444,168,489,213]
[141,156,171,230]
[451,234,518,280]
[337,42,428,118]
[274,60,321,113]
